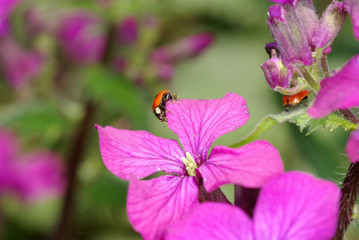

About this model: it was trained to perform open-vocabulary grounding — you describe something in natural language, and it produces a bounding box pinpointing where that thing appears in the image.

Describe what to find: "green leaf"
[0,101,69,146]
[231,107,357,147]
[82,65,147,129]
[272,108,358,135]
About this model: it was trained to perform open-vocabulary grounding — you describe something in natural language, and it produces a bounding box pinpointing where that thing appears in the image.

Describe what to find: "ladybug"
[152,90,177,122]
[283,90,310,109]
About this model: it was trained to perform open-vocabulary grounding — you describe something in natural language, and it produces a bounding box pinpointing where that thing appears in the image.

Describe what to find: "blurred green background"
[0,0,359,239]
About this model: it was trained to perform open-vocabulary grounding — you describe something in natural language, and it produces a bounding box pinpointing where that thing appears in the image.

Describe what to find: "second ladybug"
[282,90,311,109]
[152,90,177,122]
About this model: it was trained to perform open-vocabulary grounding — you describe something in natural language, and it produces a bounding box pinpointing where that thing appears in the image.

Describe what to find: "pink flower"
[96,93,283,239]
[308,55,359,118]
[0,34,44,88]
[57,11,107,64]
[166,172,340,240]
[0,129,65,200]
[344,0,359,41]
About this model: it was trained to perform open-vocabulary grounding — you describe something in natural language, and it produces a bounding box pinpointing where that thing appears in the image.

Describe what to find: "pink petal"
[165,202,254,240]
[199,141,283,192]
[96,125,186,180]
[15,151,65,200]
[254,172,340,240]
[0,0,22,36]
[166,93,249,165]
[346,129,359,163]
[308,55,359,118]
[127,175,198,240]
[344,0,359,41]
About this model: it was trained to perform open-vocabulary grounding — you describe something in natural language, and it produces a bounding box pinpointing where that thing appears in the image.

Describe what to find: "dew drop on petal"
[244,110,248,114]
[186,109,189,112]
[203,178,207,182]
[157,167,161,171]
[242,104,247,108]
[181,117,184,119]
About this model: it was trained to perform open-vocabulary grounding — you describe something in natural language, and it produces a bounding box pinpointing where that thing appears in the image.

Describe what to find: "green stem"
[230,116,278,148]
[299,65,320,92]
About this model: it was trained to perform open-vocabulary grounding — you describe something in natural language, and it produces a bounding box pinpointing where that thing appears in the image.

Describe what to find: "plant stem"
[339,109,359,125]
[333,162,359,240]
[53,102,95,240]
[234,186,259,217]
[299,65,320,92]
[230,116,278,148]
[321,55,330,78]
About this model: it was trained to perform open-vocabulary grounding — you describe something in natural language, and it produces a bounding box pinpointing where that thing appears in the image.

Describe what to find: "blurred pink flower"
[308,55,359,118]
[0,129,65,201]
[0,34,44,88]
[117,16,138,45]
[97,93,283,239]
[150,32,214,80]
[57,11,107,64]
[166,172,340,240]
[0,0,22,36]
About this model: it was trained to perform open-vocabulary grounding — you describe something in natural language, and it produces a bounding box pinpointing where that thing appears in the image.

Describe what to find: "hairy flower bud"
[267,4,312,67]
[313,0,346,48]
[261,51,291,90]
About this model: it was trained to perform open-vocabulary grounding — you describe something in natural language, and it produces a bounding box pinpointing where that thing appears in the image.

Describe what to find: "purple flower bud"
[261,52,291,90]
[344,0,359,41]
[265,42,280,57]
[313,0,346,48]
[151,32,215,64]
[267,4,313,67]
[57,11,107,64]
[117,16,138,45]
[292,0,319,48]
[0,35,44,88]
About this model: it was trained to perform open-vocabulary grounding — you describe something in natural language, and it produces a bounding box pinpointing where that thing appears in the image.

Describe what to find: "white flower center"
[181,152,198,177]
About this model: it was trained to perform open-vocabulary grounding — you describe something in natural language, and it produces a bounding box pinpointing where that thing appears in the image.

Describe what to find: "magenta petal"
[346,129,359,163]
[345,0,359,41]
[308,55,359,118]
[166,93,249,164]
[0,129,17,168]
[15,152,65,200]
[127,175,198,240]
[254,172,340,240]
[199,141,283,192]
[96,125,186,180]
[165,202,254,240]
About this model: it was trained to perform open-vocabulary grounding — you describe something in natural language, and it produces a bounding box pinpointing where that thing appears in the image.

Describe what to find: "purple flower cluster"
[0,129,65,201]
[96,93,341,239]
[262,0,346,92]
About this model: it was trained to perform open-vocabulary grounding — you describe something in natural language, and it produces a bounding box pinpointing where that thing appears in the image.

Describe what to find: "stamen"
[180,152,198,176]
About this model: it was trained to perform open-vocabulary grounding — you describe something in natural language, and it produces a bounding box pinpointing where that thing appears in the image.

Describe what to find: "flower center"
[181,152,198,177]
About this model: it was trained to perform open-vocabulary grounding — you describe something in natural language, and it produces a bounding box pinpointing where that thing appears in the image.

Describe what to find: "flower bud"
[313,0,346,48]
[57,11,107,64]
[261,51,291,90]
[267,4,312,67]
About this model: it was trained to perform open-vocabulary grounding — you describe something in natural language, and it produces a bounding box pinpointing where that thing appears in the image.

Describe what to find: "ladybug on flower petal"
[152,89,177,122]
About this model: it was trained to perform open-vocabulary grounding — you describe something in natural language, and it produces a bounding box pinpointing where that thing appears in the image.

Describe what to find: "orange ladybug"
[283,90,310,109]
[152,90,177,122]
